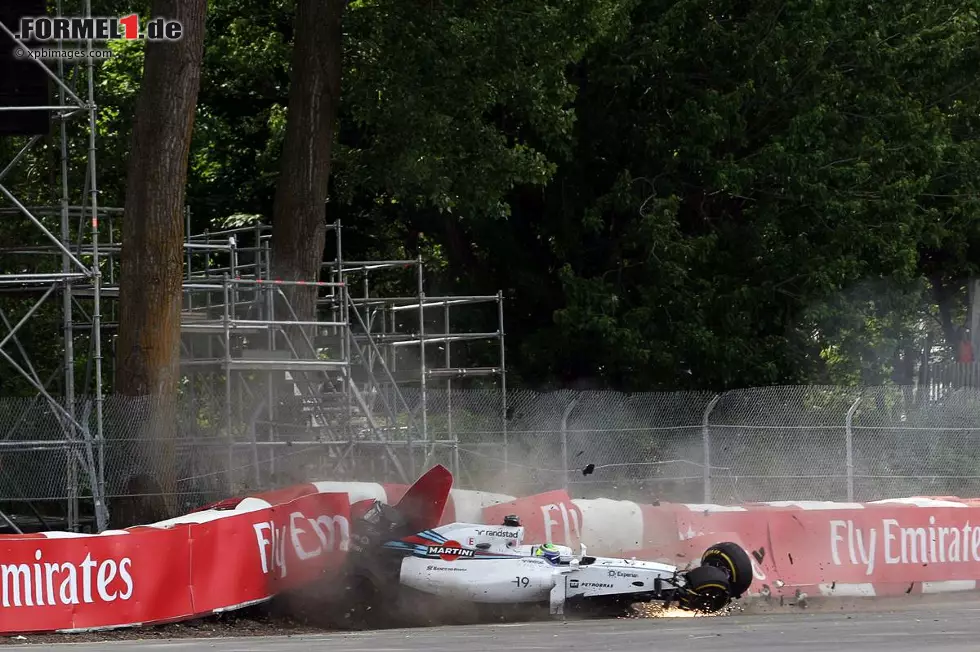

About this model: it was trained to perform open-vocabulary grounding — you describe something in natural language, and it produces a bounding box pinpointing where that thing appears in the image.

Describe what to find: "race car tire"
[678,564,731,614]
[701,542,753,598]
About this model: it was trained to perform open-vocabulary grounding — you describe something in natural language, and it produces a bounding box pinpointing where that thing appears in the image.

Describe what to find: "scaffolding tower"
[0,0,108,534]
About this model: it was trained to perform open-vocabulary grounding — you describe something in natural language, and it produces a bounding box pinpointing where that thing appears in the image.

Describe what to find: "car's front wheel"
[677,564,732,613]
[700,541,754,598]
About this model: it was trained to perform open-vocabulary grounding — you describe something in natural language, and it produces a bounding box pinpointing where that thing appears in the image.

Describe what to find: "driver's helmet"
[534,543,561,563]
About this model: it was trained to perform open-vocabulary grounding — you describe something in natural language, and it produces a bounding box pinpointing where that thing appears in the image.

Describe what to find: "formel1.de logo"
[19,15,183,42]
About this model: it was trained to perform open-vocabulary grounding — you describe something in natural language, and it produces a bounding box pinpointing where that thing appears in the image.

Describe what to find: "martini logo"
[426,540,474,562]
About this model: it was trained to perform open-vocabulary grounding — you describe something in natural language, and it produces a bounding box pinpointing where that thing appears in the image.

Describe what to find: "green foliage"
[504,0,980,390]
[3,0,980,395]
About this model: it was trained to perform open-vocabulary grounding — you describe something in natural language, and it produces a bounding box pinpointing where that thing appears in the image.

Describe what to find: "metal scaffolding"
[170,220,508,492]
[5,206,510,527]
[0,0,108,533]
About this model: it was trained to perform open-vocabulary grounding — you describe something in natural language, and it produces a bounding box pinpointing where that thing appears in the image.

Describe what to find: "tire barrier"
[4,476,980,634]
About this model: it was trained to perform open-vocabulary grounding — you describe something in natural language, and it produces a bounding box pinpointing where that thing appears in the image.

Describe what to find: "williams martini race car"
[334,465,753,626]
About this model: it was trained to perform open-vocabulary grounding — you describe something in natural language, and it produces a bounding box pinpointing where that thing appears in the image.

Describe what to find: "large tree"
[114,0,208,525]
[269,0,345,330]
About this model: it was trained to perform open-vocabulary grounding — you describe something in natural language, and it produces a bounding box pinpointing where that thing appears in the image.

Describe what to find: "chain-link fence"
[2,384,980,532]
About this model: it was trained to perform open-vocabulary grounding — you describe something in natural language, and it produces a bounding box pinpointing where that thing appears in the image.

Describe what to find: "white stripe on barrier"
[43,530,129,538]
[763,501,865,510]
[450,489,515,522]
[573,498,645,555]
[681,503,748,512]
[148,497,274,529]
[310,481,388,504]
[921,580,977,593]
[818,583,876,597]
[869,497,968,508]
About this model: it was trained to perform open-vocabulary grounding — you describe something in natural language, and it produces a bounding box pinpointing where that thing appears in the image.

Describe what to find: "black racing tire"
[701,541,753,598]
[678,564,731,614]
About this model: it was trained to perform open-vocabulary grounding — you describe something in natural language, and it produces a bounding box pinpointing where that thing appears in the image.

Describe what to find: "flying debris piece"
[582,463,595,476]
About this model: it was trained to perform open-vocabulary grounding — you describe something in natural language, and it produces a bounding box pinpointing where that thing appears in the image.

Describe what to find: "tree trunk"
[114,0,208,527]
[270,0,345,342]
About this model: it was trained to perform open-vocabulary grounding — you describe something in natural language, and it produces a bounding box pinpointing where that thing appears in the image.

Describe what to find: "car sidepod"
[564,558,677,601]
[399,554,561,605]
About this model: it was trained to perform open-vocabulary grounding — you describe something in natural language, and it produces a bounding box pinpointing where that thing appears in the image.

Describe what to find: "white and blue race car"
[332,466,752,627]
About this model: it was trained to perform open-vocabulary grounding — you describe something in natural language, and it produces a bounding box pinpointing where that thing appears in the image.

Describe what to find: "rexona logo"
[254,511,349,579]
[476,529,519,539]
[427,540,474,562]
[2,551,134,608]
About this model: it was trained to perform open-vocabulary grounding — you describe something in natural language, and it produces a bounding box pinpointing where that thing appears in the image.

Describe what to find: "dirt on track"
[3,591,978,646]
[0,607,320,646]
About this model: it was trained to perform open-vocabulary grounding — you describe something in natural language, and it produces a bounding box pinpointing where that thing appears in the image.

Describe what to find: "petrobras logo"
[427,541,475,562]
[253,511,350,579]
[476,529,519,539]
[17,15,184,42]
[1,551,134,608]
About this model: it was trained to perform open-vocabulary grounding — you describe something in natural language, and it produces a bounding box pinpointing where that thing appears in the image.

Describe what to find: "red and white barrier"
[0,491,350,634]
[475,491,980,599]
[8,471,980,635]
[245,480,980,600]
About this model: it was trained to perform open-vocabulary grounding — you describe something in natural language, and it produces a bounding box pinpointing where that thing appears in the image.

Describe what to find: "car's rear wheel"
[701,542,753,598]
[678,564,731,613]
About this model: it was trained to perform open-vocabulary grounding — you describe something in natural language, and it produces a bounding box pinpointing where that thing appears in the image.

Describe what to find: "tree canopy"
[2,0,980,395]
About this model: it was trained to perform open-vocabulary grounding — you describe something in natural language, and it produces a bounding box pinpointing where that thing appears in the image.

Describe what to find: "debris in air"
[582,463,595,476]
[752,547,766,563]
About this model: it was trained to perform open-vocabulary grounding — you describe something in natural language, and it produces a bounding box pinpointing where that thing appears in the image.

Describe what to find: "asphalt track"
[9,604,980,652]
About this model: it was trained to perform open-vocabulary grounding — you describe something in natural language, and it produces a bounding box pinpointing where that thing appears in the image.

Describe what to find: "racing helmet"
[534,542,561,563]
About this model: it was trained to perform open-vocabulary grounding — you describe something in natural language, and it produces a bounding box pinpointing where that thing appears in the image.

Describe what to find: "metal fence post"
[702,394,721,503]
[560,394,580,491]
[845,396,862,502]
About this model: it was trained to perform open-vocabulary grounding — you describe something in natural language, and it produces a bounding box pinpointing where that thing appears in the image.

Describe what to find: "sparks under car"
[335,465,753,627]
